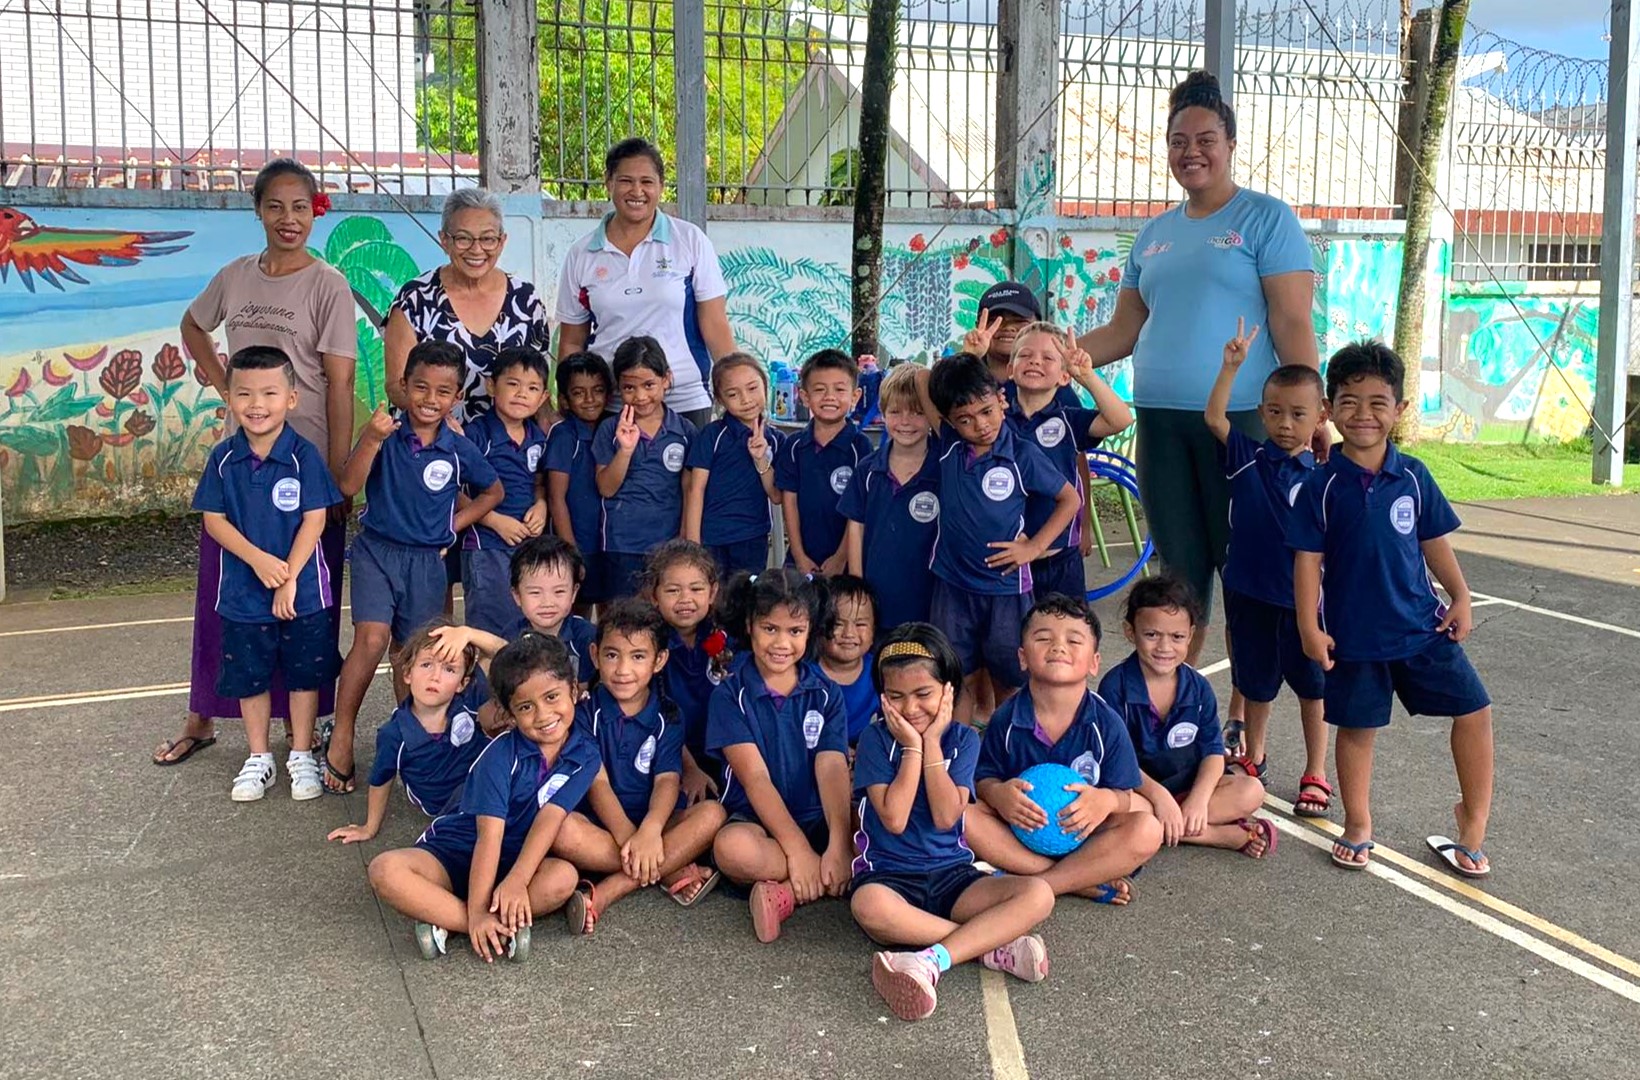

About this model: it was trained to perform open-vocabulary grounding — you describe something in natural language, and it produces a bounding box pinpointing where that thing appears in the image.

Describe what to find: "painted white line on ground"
[0,663,393,713]
[980,968,1029,1080]
[1259,810,1640,1004]
[1467,598,1504,608]
[1197,658,1231,676]
[1469,591,1640,640]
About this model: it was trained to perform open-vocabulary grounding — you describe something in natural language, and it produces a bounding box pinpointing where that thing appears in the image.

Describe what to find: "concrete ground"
[1,495,1638,1080]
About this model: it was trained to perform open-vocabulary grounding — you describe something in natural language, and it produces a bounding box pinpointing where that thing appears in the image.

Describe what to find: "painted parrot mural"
[0,207,191,291]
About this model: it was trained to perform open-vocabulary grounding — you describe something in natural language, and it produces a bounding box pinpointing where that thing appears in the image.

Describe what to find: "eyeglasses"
[447,232,504,251]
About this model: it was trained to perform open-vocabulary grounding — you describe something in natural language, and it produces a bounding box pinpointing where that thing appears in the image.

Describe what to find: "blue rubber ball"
[1009,762,1088,856]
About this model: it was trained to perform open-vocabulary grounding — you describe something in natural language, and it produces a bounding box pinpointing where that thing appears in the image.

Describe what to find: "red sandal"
[1294,775,1332,817]
[1235,817,1277,859]
[565,880,600,936]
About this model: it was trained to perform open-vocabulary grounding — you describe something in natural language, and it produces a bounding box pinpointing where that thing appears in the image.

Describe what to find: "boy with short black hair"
[1206,321,1331,815]
[922,354,1080,712]
[193,344,343,802]
[1290,340,1494,877]
[963,593,1163,904]
[775,349,873,576]
[461,345,551,638]
[543,350,615,610]
[326,339,505,793]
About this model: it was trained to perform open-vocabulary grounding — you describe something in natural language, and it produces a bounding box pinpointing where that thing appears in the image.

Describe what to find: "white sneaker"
[287,752,322,801]
[230,754,276,802]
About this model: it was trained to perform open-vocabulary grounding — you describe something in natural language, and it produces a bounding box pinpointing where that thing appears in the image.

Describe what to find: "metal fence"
[0,0,476,192]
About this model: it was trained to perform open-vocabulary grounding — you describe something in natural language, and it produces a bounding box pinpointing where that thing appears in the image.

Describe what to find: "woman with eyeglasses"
[384,187,551,423]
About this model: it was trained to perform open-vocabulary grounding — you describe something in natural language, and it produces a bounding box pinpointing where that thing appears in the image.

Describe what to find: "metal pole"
[476,0,541,193]
[673,0,709,228]
[994,0,1060,285]
[1594,0,1635,485]
[1204,0,1236,106]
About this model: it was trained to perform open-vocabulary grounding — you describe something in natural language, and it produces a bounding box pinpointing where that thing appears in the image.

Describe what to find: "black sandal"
[152,735,216,766]
[322,759,356,794]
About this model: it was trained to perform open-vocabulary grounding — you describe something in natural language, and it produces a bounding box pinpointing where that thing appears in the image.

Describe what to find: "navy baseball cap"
[978,282,1041,320]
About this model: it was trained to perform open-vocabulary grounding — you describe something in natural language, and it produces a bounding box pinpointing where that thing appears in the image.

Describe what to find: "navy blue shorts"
[605,551,650,599]
[443,542,462,587]
[417,840,519,902]
[1029,548,1087,603]
[1324,635,1491,730]
[461,547,524,639]
[711,536,770,578]
[349,532,447,643]
[852,863,987,921]
[216,608,340,699]
[728,812,832,855]
[1223,588,1326,703]
[930,579,1031,689]
[577,550,614,606]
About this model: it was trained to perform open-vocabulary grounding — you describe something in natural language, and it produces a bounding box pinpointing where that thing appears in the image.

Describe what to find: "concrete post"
[1594,0,1635,484]
[476,0,541,193]
[1204,0,1236,106]
[995,0,1061,285]
[673,0,709,228]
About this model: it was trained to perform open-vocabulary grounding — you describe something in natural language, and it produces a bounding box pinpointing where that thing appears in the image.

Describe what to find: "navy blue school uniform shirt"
[707,660,848,827]
[420,725,602,862]
[1004,386,1101,554]
[976,687,1144,791]
[461,411,548,551]
[578,684,686,822]
[930,424,1073,596]
[829,655,877,746]
[851,720,979,876]
[360,415,499,548]
[368,669,495,815]
[192,425,342,624]
[1221,430,1316,608]
[665,622,732,765]
[541,414,605,557]
[592,408,696,554]
[838,438,943,629]
[1287,445,1460,662]
[685,416,783,546]
[774,419,873,564]
[1097,653,1225,796]
[505,614,600,686]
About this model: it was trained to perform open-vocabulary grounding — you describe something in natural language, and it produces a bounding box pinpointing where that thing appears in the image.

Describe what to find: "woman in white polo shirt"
[555,138,738,428]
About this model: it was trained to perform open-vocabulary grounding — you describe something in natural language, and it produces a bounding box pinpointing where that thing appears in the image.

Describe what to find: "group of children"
[191,282,1494,1020]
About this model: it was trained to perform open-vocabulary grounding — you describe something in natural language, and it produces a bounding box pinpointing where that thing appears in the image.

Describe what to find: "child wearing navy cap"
[368,634,596,962]
[964,594,1163,906]
[707,569,853,942]
[962,281,1040,389]
[192,345,342,802]
[1290,341,1494,877]
[840,363,943,629]
[327,340,504,794]
[1003,321,1133,602]
[552,600,727,933]
[645,541,735,805]
[774,349,873,576]
[459,346,551,638]
[923,354,1080,720]
[543,350,615,611]
[853,623,1055,1023]
[1206,321,1331,815]
[595,336,697,597]
[1098,578,1274,860]
[326,620,496,845]
[817,575,878,747]
[682,352,782,575]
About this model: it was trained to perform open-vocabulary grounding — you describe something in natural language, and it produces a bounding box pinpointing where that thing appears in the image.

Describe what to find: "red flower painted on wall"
[5,369,31,397]
[989,228,1009,248]
[125,410,156,438]
[1108,267,1122,283]
[908,233,928,253]
[66,347,107,371]
[67,425,103,460]
[1059,235,1074,249]
[953,255,970,270]
[42,356,74,386]
[99,348,143,399]
[151,344,186,383]
[193,352,223,387]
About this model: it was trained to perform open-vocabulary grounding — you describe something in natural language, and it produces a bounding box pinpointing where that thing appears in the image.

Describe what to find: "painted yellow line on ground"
[1263,794,1640,983]
[1196,658,1231,676]
[980,968,1029,1080]
[0,596,467,639]
[0,664,393,713]
[1469,591,1640,640]
[1259,810,1640,1004]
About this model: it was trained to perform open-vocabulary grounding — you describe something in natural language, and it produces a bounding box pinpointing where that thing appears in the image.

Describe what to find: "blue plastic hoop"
[1082,449,1155,602]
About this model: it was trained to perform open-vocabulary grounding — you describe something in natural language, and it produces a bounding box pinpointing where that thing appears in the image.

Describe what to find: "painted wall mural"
[0,206,440,522]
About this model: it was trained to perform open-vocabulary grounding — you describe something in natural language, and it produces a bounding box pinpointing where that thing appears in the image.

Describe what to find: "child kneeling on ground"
[367,635,599,962]
[852,623,1054,1023]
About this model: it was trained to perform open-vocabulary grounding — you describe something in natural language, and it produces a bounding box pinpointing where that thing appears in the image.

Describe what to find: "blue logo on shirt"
[909,492,940,523]
[422,460,454,491]
[1166,723,1199,749]
[271,477,301,512]
[450,712,475,746]
[982,466,1016,501]
[537,772,569,805]
[802,709,825,749]
[635,735,656,774]
[829,466,854,494]
[1391,495,1417,535]
[1070,750,1100,785]
[1035,418,1067,448]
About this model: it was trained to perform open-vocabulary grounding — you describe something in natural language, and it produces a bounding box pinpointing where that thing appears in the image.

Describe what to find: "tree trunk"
[1392,0,1469,443]
[851,0,899,359]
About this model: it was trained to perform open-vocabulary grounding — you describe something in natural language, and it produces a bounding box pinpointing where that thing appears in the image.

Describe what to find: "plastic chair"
[1085,428,1149,578]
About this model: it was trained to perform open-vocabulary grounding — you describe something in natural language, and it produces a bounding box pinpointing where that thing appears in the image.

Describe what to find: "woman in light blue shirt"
[1077,69,1321,667]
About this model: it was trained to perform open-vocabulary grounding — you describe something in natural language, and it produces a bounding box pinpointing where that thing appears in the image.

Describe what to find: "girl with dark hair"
[154,158,357,768]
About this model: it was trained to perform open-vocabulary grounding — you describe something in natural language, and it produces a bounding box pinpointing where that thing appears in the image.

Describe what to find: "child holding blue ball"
[965,594,1163,906]
[1099,576,1274,859]
[853,623,1054,1023]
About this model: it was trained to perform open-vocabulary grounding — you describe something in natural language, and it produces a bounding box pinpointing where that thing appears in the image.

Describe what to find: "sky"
[1477,0,1612,59]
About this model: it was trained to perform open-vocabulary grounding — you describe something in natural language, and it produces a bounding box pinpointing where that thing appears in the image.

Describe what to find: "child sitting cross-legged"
[551,599,728,933]
[1097,577,1275,860]
[852,623,1055,1023]
[326,619,497,845]
[367,634,598,963]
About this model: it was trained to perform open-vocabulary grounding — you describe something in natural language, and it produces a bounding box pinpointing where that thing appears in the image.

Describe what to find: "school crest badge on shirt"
[908,492,940,523]
[830,466,854,494]
[635,735,657,774]
[802,709,825,749]
[450,712,475,747]
[663,443,686,472]
[1070,750,1101,786]
[423,460,454,491]
[1166,723,1198,749]
[526,445,544,472]
[537,772,570,806]
[271,477,302,512]
[982,466,1016,501]
[1391,495,1416,535]
[1035,418,1067,448]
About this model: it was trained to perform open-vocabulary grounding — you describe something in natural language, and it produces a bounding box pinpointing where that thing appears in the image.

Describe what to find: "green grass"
[1412,440,1628,502]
